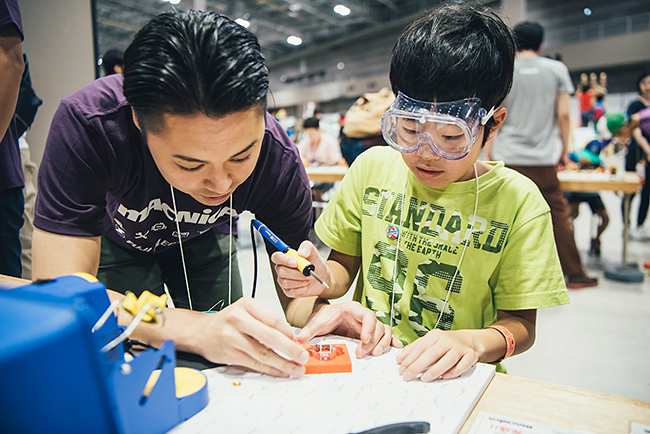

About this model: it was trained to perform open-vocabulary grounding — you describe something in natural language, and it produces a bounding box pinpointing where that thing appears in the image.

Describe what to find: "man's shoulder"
[60,75,128,119]
[263,113,296,150]
[256,114,307,180]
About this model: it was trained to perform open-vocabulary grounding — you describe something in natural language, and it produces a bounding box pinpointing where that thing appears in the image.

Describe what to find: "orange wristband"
[485,324,515,362]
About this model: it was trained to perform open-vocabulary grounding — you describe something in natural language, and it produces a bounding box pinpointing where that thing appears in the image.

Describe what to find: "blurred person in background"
[626,72,650,240]
[297,116,345,206]
[101,48,123,76]
[0,0,25,278]
[486,21,597,289]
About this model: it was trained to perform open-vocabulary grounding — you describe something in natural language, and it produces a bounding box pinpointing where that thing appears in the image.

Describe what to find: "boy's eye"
[442,134,464,142]
[399,125,417,135]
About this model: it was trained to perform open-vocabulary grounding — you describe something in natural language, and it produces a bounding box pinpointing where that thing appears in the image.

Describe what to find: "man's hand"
[296,301,402,358]
[395,329,483,382]
[271,240,331,298]
[180,298,309,377]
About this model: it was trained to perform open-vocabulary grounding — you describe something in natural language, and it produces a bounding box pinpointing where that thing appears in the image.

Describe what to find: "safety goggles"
[381,91,495,160]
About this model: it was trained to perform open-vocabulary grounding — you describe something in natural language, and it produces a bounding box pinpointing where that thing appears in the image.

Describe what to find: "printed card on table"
[468,411,593,434]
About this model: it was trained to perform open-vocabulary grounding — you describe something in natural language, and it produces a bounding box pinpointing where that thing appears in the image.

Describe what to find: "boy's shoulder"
[485,163,547,198]
[351,146,401,172]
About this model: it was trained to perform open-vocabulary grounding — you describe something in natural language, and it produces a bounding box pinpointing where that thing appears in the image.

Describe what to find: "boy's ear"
[485,107,507,142]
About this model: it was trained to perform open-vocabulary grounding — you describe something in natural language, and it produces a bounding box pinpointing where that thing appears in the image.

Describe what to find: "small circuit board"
[301,343,352,374]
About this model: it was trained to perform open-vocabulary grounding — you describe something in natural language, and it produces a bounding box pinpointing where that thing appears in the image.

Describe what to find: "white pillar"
[193,0,207,11]
[20,0,95,166]
[499,0,527,27]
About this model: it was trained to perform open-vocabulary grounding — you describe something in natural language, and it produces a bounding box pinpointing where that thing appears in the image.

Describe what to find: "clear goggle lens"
[381,92,493,160]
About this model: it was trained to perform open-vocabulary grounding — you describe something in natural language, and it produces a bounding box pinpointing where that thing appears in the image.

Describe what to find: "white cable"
[228,195,232,306]
[170,185,193,311]
[433,163,480,330]
[205,196,233,312]
[390,169,409,328]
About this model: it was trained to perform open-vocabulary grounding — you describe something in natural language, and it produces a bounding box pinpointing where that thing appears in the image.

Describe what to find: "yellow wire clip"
[122,291,168,324]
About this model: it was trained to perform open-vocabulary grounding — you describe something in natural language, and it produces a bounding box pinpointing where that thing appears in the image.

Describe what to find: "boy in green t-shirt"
[272,2,570,381]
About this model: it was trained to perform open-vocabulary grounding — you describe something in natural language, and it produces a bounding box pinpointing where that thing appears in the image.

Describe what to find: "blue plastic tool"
[0,274,208,434]
[252,219,329,289]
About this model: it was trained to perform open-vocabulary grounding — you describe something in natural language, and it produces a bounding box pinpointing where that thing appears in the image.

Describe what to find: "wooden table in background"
[305,165,348,183]
[558,170,640,195]
[558,170,640,267]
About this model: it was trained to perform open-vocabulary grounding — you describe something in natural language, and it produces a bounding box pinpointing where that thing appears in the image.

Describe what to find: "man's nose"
[203,167,231,192]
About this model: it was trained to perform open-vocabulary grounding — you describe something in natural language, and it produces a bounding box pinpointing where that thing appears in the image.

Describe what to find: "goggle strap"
[480,106,495,126]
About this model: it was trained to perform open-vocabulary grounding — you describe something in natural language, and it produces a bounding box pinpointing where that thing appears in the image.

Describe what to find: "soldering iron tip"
[310,270,329,289]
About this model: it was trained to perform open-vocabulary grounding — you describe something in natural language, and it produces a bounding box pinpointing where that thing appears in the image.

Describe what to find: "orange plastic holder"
[302,343,352,374]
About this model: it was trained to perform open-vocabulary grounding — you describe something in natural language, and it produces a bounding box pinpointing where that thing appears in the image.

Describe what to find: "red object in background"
[302,343,352,374]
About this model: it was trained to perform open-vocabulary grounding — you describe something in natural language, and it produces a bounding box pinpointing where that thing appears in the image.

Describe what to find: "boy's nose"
[416,140,442,161]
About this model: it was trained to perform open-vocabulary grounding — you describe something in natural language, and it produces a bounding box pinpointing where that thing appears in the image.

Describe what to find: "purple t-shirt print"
[35,75,312,255]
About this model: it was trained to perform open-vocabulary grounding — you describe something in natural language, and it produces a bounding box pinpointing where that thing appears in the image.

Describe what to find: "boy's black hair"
[513,21,544,52]
[303,117,320,129]
[123,10,268,135]
[102,48,123,76]
[389,2,515,133]
[636,71,650,94]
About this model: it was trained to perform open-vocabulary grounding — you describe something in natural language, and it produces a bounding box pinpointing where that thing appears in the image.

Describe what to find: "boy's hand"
[296,301,402,358]
[395,329,481,382]
[271,240,331,298]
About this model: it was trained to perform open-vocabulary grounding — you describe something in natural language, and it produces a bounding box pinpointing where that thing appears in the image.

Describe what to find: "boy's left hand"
[296,301,402,358]
[395,329,481,382]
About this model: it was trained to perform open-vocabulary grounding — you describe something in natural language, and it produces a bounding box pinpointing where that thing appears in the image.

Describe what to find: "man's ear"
[485,107,507,142]
[131,108,141,131]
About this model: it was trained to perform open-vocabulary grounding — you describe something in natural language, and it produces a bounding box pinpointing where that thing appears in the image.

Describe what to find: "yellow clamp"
[122,291,167,324]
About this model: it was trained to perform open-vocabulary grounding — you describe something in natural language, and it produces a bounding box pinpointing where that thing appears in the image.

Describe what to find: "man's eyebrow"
[172,155,208,164]
[172,140,258,163]
[230,140,257,158]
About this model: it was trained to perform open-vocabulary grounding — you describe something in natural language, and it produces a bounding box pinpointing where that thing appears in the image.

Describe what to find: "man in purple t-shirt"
[0,0,25,278]
[33,11,315,377]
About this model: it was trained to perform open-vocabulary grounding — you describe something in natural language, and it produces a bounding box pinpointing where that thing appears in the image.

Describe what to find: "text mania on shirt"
[113,198,236,253]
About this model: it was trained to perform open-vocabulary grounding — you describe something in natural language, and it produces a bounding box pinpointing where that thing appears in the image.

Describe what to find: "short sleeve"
[34,101,111,236]
[314,155,364,256]
[557,62,575,94]
[490,210,570,310]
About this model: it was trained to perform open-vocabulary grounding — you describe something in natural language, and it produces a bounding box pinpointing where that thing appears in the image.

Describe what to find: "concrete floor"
[235,188,650,403]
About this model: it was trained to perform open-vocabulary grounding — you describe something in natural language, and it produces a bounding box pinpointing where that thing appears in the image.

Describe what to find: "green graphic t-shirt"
[315,147,569,346]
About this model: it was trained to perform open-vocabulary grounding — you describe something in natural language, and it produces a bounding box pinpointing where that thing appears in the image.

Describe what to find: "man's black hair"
[513,21,544,52]
[102,48,123,76]
[303,117,320,129]
[123,10,268,134]
[389,2,515,133]
[636,71,650,94]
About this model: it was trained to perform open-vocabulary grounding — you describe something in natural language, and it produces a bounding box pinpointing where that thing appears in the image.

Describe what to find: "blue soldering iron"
[252,219,329,289]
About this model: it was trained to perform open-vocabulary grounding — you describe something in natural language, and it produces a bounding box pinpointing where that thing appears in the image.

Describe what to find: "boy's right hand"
[271,240,331,298]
